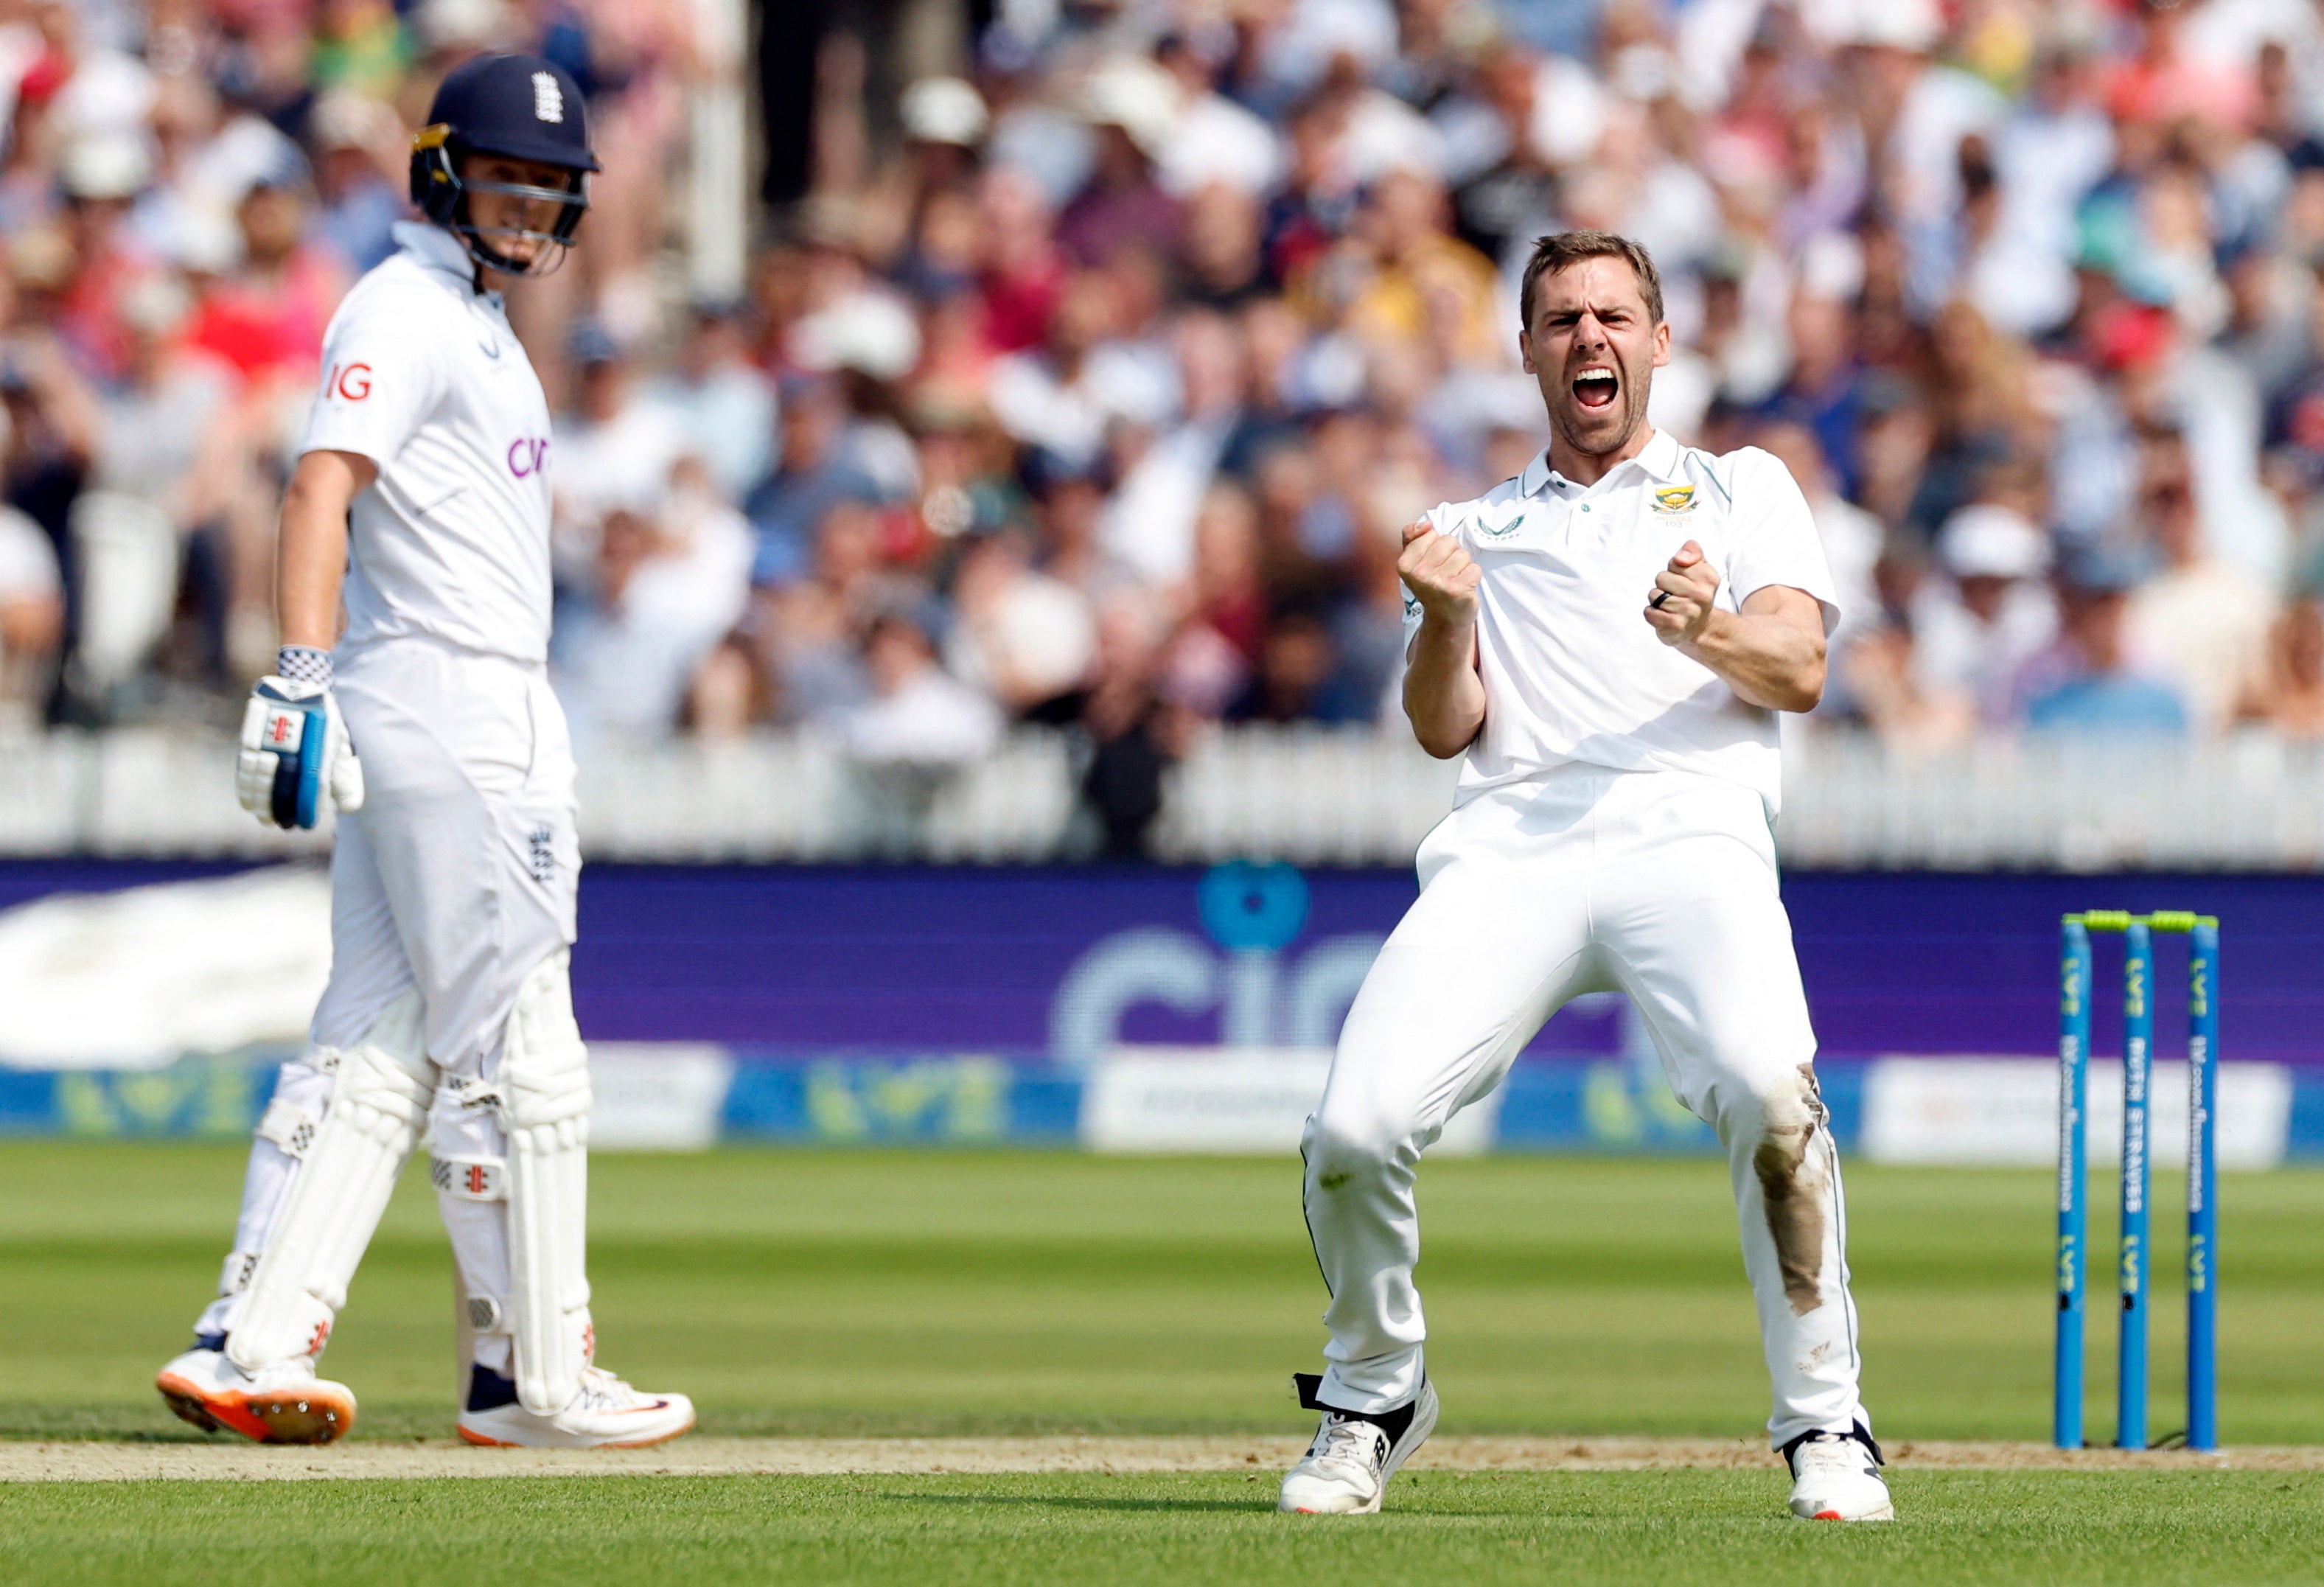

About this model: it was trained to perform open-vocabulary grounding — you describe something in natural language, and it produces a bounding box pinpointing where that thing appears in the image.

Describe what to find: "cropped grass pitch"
[1,1144,2318,1584]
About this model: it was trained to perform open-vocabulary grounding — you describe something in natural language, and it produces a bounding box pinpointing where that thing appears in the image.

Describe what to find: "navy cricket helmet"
[410,52,600,277]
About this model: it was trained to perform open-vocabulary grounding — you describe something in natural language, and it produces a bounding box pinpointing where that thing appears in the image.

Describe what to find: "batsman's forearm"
[275,473,355,652]
[1403,613,1486,758]
[1682,610,1826,712]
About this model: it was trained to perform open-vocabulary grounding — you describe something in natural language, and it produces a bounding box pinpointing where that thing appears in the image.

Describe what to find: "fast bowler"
[156,54,691,1449]
[1280,231,1888,1522]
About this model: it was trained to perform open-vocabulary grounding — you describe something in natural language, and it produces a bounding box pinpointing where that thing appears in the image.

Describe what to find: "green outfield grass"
[2,1144,2320,1586]
[2,1471,2322,1587]
[2,1143,2319,1443]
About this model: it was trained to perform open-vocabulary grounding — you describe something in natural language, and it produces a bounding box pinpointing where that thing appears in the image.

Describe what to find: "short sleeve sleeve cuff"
[1723,449,1841,636]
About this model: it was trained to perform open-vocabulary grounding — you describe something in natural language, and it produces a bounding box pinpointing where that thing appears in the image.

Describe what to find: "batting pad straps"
[255,1094,322,1158]
[228,993,433,1373]
[500,950,595,1415]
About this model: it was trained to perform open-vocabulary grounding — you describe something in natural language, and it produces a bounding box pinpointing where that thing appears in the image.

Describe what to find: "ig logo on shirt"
[323,363,373,402]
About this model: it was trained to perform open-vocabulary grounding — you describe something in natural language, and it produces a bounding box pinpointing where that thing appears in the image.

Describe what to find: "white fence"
[3,725,2322,868]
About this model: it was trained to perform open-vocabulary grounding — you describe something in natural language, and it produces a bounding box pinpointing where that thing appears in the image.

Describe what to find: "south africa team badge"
[1652,486,1697,515]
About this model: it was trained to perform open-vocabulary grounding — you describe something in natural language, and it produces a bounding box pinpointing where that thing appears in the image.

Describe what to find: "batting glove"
[237,666,364,830]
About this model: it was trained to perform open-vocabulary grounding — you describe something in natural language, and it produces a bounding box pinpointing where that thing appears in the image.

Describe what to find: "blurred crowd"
[13,0,2324,852]
[0,0,706,724]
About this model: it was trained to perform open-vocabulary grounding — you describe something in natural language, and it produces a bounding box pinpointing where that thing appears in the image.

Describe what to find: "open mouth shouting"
[1571,365,1619,412]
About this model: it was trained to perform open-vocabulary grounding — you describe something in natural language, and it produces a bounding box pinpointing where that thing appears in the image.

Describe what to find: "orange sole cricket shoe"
[156,1347,357,1445]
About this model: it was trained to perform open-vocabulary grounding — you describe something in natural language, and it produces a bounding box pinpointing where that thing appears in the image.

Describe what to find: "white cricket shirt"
[1406,429,1838,813]
[300,222,555,665]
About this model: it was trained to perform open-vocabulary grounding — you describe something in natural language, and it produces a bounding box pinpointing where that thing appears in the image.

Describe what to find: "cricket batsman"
[155,53,693,1449]
[1279,231,1888,1521]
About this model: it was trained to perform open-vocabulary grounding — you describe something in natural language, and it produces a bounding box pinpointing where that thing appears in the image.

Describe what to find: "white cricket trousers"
[199,638,582,1371]
[1301,761,1869,1449]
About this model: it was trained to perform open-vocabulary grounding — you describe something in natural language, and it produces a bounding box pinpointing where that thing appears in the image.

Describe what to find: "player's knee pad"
[497,949,594,1415]
[228,991,433,1373]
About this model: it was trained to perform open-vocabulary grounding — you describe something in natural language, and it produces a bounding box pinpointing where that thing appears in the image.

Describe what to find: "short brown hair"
[1518,230,1664,335]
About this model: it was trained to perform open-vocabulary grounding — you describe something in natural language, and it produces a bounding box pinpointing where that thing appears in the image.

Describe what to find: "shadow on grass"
[876,1490,1558,1520]
[880,1490,1271,1515]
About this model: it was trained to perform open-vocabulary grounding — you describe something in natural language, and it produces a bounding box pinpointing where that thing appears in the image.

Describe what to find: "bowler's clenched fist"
[1400,520,1482,624]
[1644,539,1719,645]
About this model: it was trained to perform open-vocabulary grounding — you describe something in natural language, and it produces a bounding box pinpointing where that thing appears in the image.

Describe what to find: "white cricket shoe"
[156,1342,357,1445]
[1785,1427,1894,1521]
[1278,1378,1440,1515]
[457,1364,696,1449]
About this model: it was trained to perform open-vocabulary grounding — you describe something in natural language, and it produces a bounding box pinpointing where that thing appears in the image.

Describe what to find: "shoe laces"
[1309,1414,1390,1474]
[573,1365,649,1411]
[1792,1431,1877,1479]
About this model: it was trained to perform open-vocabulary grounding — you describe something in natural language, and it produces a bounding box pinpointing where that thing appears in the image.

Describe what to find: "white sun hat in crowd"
[1850,0,1944,52]
[59,131,153,200]
[1939,503,2051,581]
[902,76,988,147]
[789,288,923,382]
[1077,55,1182,160]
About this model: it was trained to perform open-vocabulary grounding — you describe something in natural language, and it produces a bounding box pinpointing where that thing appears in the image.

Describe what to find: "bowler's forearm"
[1402,615,1486,758]
[1681,610,1826,712]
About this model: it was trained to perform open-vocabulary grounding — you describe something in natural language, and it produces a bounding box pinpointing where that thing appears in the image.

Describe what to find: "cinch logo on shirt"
[323,362,373,401]
[507,437,551,478]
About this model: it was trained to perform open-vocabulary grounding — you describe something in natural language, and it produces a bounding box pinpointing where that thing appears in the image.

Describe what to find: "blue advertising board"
[1,861,2321,1160]
[3,859,2323,1062]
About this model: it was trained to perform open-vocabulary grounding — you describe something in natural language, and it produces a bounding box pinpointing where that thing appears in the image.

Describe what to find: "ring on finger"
[1648,590,1672,610]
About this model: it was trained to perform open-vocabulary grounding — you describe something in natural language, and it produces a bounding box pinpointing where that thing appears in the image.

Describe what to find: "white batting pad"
[430,1154,509,1201]
[228,991,433,1373]
[500,951,594,1415]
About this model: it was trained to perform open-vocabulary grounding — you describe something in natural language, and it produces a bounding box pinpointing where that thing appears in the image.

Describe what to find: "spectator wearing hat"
[54,130,161,381]
[1152,33,1284,200]
[27,1,156,150]
[847,75,988,275]
[1913,498,2061,728]
[2020,543,2191,736]
[1057,57,1184,269]
[896,74,985,192]
[307,90,406,273]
